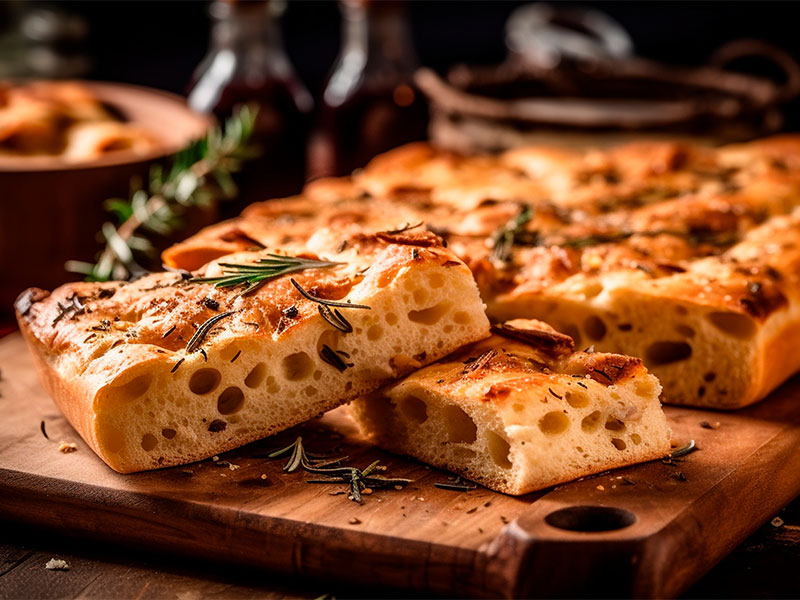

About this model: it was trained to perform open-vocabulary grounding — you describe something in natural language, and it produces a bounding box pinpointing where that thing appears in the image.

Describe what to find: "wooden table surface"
[1,501,798,599]
[0,319,798,599]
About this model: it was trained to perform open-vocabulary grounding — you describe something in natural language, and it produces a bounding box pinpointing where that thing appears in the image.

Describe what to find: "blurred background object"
[0,1,91,79]
[419,3,800,151]
[0,83,210,313]
[3,0,800,318]
[188,0,312,208]
[306,0,427,179]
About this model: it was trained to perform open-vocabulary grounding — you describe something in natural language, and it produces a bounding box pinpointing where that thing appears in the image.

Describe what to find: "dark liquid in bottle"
[194,78,310,215]
[311,83,428,178]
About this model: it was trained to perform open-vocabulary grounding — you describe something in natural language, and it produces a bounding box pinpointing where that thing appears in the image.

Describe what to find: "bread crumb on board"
[45,558,70,571]
[57,441,77,454]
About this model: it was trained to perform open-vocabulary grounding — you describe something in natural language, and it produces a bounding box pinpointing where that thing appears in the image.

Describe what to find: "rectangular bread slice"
[350,319,671,495]
[16,229,489,473]
[479,209,800,409]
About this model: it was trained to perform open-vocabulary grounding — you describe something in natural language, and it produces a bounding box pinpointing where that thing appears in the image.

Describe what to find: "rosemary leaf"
[192,255,342,296]
[289,279,371,310]
[185,311,233,353]
[670,439,697,458]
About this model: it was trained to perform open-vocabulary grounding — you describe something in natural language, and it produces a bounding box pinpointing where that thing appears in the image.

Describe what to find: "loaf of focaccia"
[165,135,800,409]
[350,319,671,495]
[16,230,489,472]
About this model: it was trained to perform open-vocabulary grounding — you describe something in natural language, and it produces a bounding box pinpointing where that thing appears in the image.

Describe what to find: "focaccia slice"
[478,208,800,409]
[16,230,489,473]
[350,319,671,495]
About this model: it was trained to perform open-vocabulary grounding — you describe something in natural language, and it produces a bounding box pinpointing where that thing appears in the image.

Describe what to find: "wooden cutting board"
[1,331,799,598]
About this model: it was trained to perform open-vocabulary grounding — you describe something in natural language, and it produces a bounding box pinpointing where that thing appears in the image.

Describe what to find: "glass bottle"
[188,0,313,207]
[308,0,428,179]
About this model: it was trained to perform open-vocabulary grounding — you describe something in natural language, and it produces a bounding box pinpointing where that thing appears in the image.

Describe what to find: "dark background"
[5,1,800,127]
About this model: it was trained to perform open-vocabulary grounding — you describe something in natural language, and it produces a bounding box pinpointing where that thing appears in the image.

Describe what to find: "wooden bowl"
[0,81,212,316]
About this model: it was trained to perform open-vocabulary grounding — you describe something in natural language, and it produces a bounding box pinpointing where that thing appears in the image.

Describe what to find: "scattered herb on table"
[670,439,697,458]
[435,476,477,492]
[266,437,411,504]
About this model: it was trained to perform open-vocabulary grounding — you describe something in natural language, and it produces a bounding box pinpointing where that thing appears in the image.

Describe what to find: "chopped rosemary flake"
[289,278,370,334]
[192,255,342,296]
[434,478,477,492]
[670,439,697,458]
[170,358,185,373]
[289,278,370,310]
[40,420,49,440]
[380,221,424,235]
[591,368,612,382]
[91,319,111,332]
[52,295,85,327]
[230,350,242,363]
[162,325,176,338]
[185,311,233,353]
[320,344,351,371]
[318,305,353,333]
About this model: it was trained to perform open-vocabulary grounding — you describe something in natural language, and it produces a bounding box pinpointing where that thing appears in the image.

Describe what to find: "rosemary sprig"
[490,204,534,264]
[266,437,411,503]
[191,255,343,296]
[67,105,258,282]
[266,436,347,472]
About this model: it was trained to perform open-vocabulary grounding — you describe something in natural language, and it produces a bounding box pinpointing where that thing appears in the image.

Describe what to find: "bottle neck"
[326,1,417,106]
[208,1,292,80]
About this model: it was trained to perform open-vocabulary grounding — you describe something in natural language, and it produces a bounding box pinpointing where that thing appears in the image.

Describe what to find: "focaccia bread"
[16,229,489,472]
[350,319,671,495]
[166,135,800,409]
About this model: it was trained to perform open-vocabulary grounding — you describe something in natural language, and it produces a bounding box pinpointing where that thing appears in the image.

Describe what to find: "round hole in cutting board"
[545,506,636,532]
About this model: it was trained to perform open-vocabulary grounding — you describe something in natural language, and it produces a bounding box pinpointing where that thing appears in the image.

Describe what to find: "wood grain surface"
[1,332,799,598]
